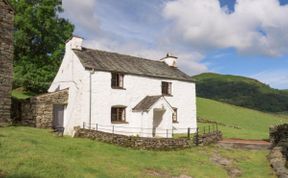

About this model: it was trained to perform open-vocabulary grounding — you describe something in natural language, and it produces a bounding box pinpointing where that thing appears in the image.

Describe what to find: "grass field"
[0,127,276,178]
[197,97,288,140]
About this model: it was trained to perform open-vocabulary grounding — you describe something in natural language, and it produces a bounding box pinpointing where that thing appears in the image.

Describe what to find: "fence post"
[187,127,191,139]
[83,122,85,129]
[208,125,210,133]
[203,127,206,134]
[96,123,98,131]
[166,129,168,138]
[195,128,199,146]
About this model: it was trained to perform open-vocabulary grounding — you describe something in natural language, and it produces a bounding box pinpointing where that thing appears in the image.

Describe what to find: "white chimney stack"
[160,53,178,67]
[66,35,83,50]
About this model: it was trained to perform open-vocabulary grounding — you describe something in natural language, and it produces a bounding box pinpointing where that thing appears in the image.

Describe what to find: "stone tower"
[0,0,14,124]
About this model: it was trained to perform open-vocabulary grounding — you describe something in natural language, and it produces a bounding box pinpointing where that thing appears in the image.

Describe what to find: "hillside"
[192,73,288,113]
[197,97,288,139]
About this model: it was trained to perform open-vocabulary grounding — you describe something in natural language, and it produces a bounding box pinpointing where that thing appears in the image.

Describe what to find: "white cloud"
[251,70,288,89]
[163,0,288,56]
[60,0,209,75]
[62,0,101,34]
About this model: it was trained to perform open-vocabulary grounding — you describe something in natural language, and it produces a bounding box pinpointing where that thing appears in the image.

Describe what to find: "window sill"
[111,86,126,90]
[111,121,129,124]
[173,121,179,124]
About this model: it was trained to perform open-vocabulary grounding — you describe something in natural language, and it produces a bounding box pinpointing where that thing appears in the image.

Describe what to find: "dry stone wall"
[20,90,68,128]
[0,0,14,124]
[268,147,288,178]
[74,127,223,150]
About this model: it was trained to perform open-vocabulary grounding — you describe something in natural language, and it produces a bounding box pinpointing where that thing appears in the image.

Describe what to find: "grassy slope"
[197,97,288,139]
[0,127,275,178]
[192,73,288,113]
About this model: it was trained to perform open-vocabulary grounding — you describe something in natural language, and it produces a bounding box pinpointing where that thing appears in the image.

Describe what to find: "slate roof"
[73,48,194,82]
[133,96,163,112]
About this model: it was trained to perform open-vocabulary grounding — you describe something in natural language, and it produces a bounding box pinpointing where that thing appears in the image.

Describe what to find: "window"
[162,82,172,95]
[111,107,126,123]
[172,108,178,123]
[111,73,124,88]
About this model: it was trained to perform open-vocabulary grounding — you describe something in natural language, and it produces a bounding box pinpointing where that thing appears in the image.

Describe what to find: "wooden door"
[53,104,65,128]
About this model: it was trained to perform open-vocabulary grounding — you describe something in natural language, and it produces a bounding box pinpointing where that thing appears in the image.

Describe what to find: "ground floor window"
[111,106,126,123]
[172,108,178,123]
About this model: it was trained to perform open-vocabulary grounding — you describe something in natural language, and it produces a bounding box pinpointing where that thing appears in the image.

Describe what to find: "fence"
[82,122,219,141]
[193,124,221,145]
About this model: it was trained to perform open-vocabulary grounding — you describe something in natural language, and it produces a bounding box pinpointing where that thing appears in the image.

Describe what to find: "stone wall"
[19,90,68,128]
[74,127,222,150]
[198,131,223,145]
[0,0,14,124]
[267,147,288,178]
[269,124,288,177]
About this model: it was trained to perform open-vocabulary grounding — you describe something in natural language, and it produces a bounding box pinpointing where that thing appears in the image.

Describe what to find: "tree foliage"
[9,0,74,93]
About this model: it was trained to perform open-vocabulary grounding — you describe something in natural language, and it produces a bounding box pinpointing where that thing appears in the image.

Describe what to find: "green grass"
[197,97,288,139]
[11,88,34,99]
[0,127,276,178]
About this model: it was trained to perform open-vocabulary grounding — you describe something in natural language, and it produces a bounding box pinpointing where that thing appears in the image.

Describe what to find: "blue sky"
[62,0,288,89]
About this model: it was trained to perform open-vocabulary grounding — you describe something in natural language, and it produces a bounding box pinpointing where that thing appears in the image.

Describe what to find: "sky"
[61,0,288,89]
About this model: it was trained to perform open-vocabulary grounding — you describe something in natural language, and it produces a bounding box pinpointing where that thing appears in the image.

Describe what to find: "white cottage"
[48,36,197,137]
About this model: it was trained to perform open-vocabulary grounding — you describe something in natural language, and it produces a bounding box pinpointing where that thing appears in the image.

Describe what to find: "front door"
[53,104,65,128]
[152,110,165,137]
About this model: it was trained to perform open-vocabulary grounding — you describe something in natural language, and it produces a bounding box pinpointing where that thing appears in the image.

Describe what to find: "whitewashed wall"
[76,70,197,137]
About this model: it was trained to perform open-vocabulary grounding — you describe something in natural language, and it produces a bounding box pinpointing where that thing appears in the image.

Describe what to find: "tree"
[9,0,74,93]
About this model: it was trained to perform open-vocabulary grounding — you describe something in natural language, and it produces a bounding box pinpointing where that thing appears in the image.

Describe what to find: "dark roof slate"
[73,48,194,82]
[133,96,162,112]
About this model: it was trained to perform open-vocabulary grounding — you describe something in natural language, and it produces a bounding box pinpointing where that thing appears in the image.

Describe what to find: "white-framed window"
[162,81,172,95]
[111,73,124,89]
[111,106,126,123]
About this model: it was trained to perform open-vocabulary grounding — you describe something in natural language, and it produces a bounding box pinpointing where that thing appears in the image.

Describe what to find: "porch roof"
[133,96,162,112]
[133,95,174,112]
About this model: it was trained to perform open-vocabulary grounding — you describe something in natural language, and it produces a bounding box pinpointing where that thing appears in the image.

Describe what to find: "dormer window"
[162,81,172,96]
[111,73,124,89]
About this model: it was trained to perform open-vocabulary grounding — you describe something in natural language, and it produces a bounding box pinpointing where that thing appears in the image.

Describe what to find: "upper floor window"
[111,106,126,123]
[162,81,172,95]
[111,73,124,89]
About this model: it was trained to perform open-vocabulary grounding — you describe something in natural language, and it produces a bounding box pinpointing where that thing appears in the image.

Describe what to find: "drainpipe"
[89,69,95,129]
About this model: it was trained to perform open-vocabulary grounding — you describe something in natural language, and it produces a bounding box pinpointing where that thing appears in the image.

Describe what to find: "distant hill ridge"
[192,73,288,113]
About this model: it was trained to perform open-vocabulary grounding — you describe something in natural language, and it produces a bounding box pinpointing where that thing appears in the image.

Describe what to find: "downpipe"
[89,69,95,129]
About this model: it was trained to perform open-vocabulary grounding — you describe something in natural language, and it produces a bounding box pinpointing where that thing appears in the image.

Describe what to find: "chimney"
[66,35,83,50]
[160,53,178,67]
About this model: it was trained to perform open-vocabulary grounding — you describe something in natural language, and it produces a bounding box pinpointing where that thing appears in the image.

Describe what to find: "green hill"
[192,73,288,113]
[197,97,288,139]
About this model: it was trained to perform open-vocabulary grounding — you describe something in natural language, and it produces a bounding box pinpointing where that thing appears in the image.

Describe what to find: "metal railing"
[82,122,198,138]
